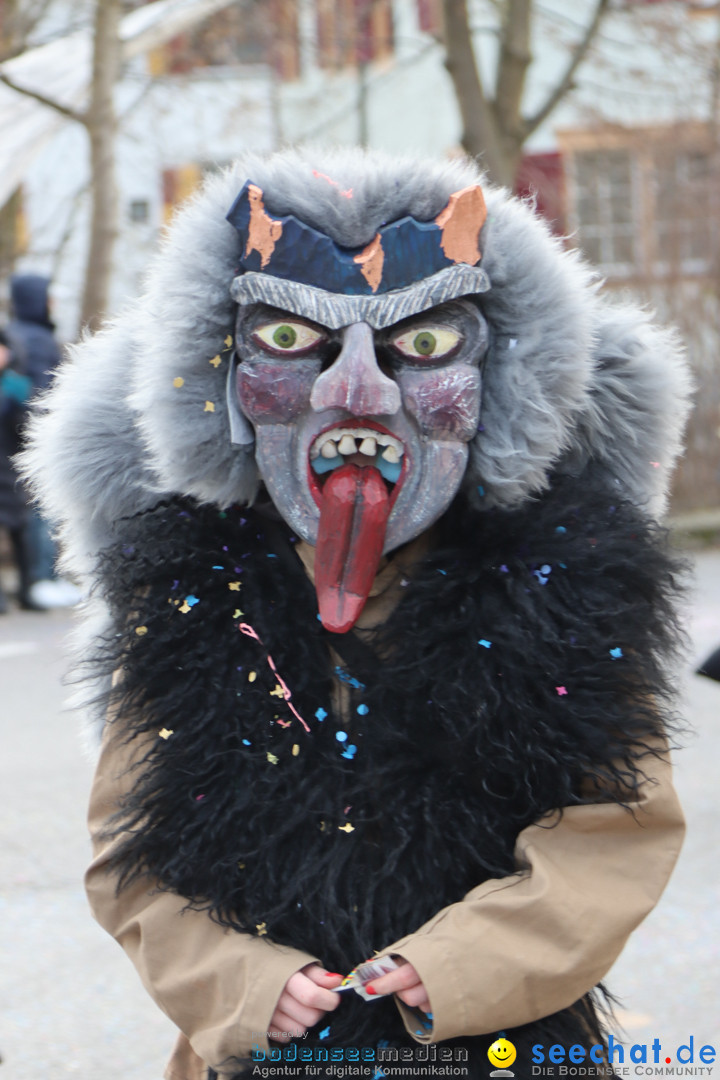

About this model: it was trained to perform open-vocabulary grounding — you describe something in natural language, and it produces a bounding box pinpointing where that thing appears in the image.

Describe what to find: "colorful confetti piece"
[357,703,369,716]
[256,921,268,936]
[224,335,233,348]
[610,647,623,659]
[209,354,222,367]
[173,376,184,388]
[338,823,355,833]
[315,707,327,722]
[319,1026,330,1040]
[158,728,173,739]
[135,625,148,636]
[478,639,492,649]
[556,686,568,696]
[228,581,241,591]
[239,623,311,733]
[204,401,215,412]
[341,745,357,760]
[270,684,285,698]
[336,731,348,743]
[266,752,279,765]
[248,671,257,683]
[292,744,300,756]
[334,667,365,690]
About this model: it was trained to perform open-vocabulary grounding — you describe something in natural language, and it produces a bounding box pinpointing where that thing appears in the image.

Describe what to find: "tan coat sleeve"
[386,745,684,1043]
[85,724,320,1073]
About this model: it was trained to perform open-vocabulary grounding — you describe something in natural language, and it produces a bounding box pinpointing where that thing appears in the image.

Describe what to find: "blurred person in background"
[6,273,80,609]
[0,327,33,612]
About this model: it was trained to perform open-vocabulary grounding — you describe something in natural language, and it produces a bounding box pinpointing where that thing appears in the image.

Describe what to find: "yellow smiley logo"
[488,1037,517,1070]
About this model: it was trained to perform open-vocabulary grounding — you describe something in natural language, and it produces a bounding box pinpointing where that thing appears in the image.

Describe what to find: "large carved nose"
[310,322,401,416]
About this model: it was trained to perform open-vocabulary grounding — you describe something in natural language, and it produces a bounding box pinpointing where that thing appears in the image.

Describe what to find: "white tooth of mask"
[338,434,357,456]
[381,444,400,464]
[321,440,339,459]
[359,437,377,456]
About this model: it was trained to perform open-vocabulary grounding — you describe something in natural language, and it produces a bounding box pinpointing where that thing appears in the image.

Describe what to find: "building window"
[572,149,637,276]
[128,199,149,224]
[566,130,719,281]
[416,0,443,34]
[147,1,278,76]
[653,149,716,272]
[316,0,394,69]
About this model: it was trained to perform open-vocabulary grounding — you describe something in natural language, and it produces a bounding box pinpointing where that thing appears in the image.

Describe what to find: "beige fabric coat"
[85,545,685,1080]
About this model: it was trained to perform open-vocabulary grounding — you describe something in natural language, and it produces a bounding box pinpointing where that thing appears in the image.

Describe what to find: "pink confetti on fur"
[555,686,568,696]
[239,623,311,733]
[312,169,353,198]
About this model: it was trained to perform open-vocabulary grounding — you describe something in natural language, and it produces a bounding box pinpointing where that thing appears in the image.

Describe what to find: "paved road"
[1,550,719,1079]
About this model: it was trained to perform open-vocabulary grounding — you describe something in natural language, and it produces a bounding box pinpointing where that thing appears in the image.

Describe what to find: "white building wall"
[9,0,720,341]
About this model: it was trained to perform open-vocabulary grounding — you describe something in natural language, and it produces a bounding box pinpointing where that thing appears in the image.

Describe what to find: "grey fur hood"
[23,146,692,585]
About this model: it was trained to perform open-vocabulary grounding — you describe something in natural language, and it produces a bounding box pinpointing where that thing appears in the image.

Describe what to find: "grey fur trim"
[22,145,692,616]
[230,265,490,330]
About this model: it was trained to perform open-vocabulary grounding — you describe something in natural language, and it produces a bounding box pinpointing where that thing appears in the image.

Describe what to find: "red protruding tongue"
[315,463,391,633]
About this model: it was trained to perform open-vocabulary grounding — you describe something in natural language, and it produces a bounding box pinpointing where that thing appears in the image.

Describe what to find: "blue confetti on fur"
[341,744,357,759]
[357,703,369,715]
[315,707,327,721]
[319,1026,330,1040]
[610,647,623,659]
[478,639,492,649]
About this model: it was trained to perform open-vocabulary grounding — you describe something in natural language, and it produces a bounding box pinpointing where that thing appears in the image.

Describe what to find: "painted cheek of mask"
[396,364,481,441]
[236,359,320,425]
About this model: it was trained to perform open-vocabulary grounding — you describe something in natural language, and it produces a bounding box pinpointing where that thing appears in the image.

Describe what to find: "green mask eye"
[392,325,461,361]
[253,321,324,354]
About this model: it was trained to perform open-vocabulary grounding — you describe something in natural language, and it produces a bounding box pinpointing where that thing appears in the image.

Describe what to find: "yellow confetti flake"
[238,861,245,869]
[292,744,300,756]
[338,822,355,833]
[228,581,241,591]
[256,921,267,936]
[248,671,257,683]
[173,376,185,388]
[178,601,191,613]
[135,625,148,636]
[204,401,215,412]
[266,752,279,765]
[224,334,233,348]
[209,354,222,368]
[158,728,174,740]
[270,684,285,698]
[233,608,244,618]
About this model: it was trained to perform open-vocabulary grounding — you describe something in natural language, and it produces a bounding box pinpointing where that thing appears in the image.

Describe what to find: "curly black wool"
[91,476,686,1079]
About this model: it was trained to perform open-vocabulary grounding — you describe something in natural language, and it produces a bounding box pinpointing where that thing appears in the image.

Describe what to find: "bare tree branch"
[442,0,508,181]
[80,0,121,332]
[494,0,532,141]
[0,70,86,125]
[522,0,611,139]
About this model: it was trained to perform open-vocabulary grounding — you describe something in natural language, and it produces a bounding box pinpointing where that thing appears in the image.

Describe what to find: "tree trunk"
[80,0,122,333]
[441,0,518,186]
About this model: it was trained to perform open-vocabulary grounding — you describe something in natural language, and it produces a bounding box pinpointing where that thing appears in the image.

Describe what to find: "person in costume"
[24,149,692,1080]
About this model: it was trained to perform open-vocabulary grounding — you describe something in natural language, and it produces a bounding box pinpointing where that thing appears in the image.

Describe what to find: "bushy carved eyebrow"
[230,264,490,331]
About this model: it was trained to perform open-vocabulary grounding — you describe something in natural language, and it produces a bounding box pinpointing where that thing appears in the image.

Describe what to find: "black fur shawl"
[93,476,685,1079]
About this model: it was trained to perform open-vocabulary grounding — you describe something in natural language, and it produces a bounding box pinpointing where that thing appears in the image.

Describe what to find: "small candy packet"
[333,956,400,1001]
